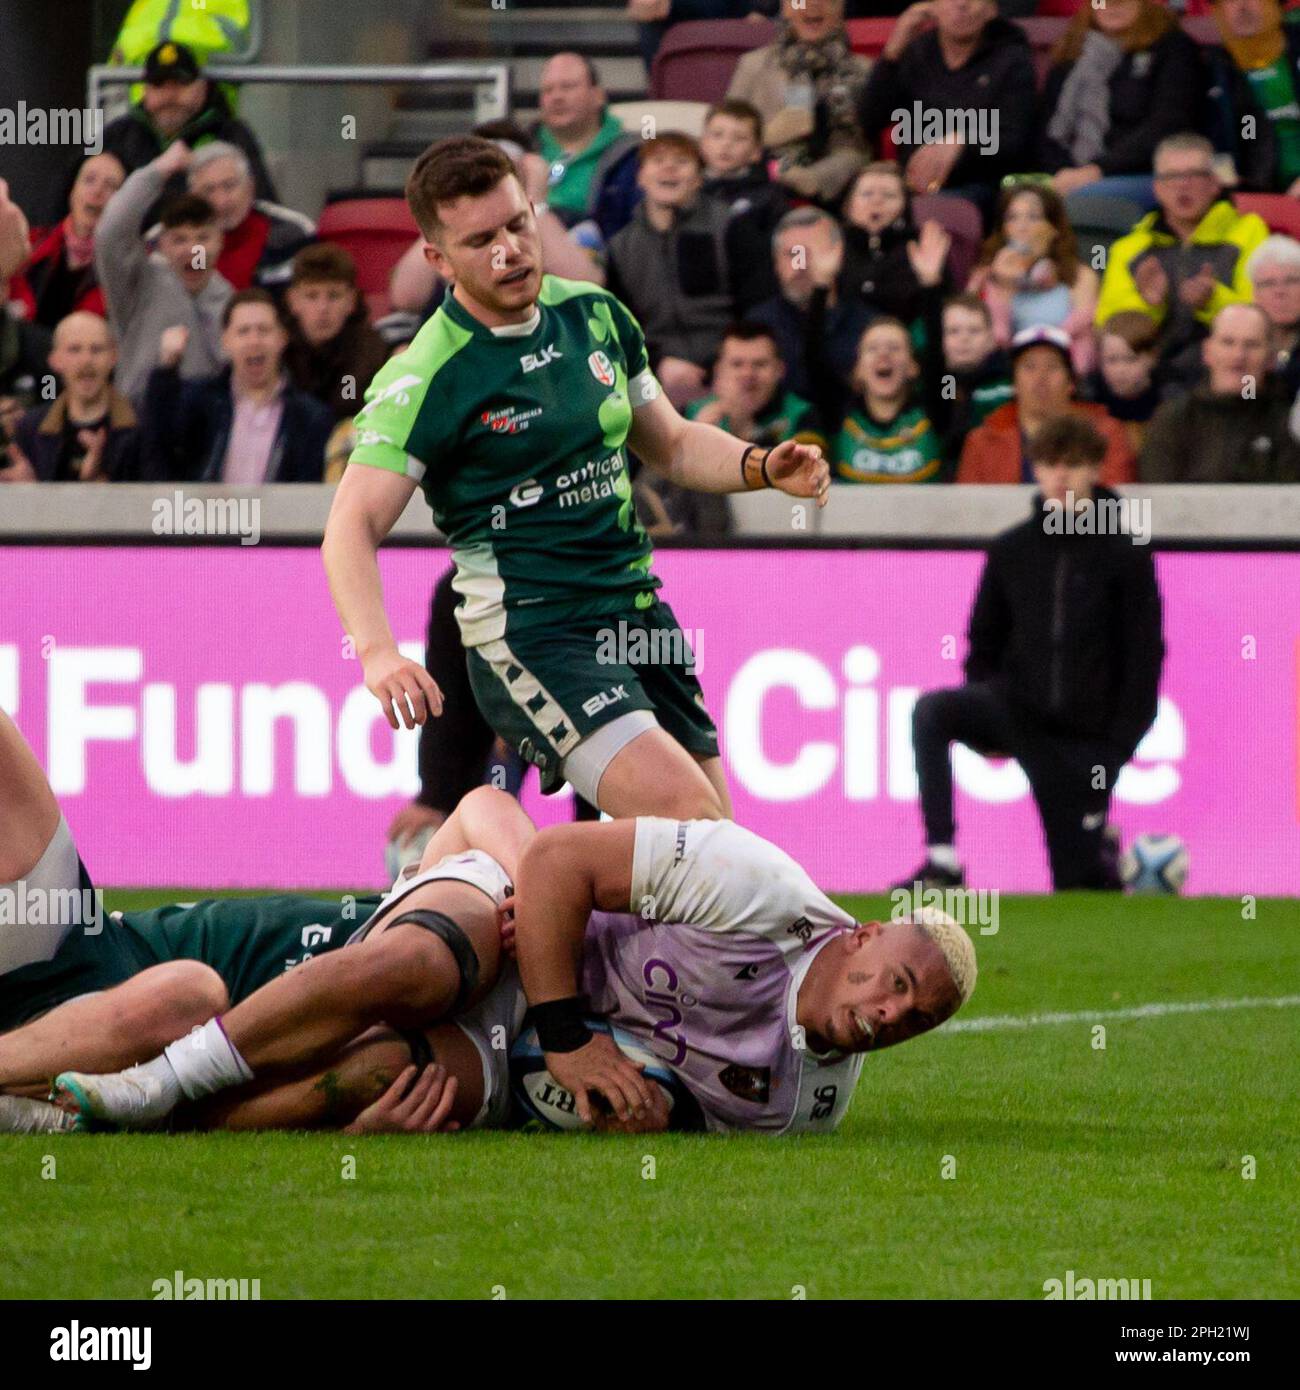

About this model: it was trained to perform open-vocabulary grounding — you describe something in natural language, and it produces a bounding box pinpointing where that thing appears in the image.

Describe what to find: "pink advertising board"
[3,546,1296,894]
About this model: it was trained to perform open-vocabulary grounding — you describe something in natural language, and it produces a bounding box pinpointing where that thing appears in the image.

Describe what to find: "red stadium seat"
[843,18,895,60]
[1233,193,1300,239]
[912,192,985,289]
[650,19,776,102]
[316,197,420,321]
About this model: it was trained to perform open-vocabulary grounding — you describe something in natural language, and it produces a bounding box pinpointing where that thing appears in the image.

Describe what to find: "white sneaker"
[52,1065,175,1130]
[0,1092,79,1134]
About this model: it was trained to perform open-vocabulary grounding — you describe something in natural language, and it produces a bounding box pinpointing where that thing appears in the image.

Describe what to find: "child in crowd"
[699,99,787,314]
[837,161,940,328]
[1087,311,1162,454]
[967,181,1098,374]
[825,222,958,483]
[942,293,1015,439]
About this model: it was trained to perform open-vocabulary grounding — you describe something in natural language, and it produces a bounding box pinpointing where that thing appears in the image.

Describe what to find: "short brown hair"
[1097,310,1160,356]
[1029,413,1107,467]
[704,99,763,145]
[222,286,281,330]
[405,135,520,240]
[159,193,216,231]
[943,292,993,328]
[292,242,357,288]
[637,132,702,168]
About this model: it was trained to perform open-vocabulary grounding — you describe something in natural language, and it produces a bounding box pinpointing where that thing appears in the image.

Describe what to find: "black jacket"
[1039,27,1204,177]
[838,208,938,323]
[964,486,1164,757]
[704,164,788,315]
[140,364,332,482]
[1204,26,1300,192]
[857,18,1036,187]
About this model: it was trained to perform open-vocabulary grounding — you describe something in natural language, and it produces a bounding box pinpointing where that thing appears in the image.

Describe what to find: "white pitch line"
[941,994,1300,1035]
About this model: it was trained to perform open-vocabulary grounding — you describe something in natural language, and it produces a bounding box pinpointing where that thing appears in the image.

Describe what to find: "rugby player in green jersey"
[322,135,831,822]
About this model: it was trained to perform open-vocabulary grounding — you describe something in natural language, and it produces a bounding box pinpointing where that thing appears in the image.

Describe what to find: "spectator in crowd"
[605,134,737,406]
[857,0,1035,216]
[1205,0,1300,195]
[96,142,233,406]
[140,289,332,483]
[700,99,788,313]
[283,244,388,421]
[751,207,876,424]
[1039,0,1204,207]
[967,182,1099,373]
[1247,234,1300,396]
[0,181,49,404]
[727,0,871,204]
[899,412,1163,893]
[1141,301,1300,481]
[7,154,124,332]
[388,120,603,317]
[1095,134,1269,374]
[837,161,943,328]
[99,41,278,210]
[686,321,826,446]
[532,54,640,236]
[1,314,139,483]
[187,142,315,293]
[828,223,957,482]
[958,325,1135,484]
[1086,311,1163,455]
[942,292,1014,437]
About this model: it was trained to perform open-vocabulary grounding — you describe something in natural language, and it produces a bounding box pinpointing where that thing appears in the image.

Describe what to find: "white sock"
[927,844,960,872]
[161,1018,254,1102]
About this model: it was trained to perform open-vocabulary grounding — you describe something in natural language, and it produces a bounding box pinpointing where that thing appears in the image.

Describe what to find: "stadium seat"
[1064,192,1144,274]
[912,192,984,289]
[843,18,895,60]
[316,197,420,321]
[1234,192,1300,238]
[650,19,775,102]
[608,99,710,139]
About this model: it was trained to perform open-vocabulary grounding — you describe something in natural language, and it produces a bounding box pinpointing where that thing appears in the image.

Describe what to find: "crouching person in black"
[898,414,1164,892]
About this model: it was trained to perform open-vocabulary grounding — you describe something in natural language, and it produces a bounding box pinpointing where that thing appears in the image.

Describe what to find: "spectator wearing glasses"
[1095,134,1269,373]
[1247,234,1300,396]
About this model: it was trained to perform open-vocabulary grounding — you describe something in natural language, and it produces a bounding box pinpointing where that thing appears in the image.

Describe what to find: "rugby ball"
[1120,833,1190,894]
[509,1020,702,1131]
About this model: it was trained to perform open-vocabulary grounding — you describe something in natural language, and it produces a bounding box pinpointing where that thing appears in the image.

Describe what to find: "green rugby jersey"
[349,275,664,647]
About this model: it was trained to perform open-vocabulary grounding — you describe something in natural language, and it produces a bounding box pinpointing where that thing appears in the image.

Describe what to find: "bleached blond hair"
[907,907,977,1008]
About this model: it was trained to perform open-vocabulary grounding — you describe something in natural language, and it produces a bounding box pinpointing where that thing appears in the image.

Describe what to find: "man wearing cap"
[957,325,1135,484]
[100,41,278,214]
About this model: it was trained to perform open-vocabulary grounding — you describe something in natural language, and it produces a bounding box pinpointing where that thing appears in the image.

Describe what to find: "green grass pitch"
[2,890,1296,1300]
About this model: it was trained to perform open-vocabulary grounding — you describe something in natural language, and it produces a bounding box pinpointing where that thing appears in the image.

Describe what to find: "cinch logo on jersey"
[284,923,334,971]
[49,1323,151,1370]
[480,405,543,435]
[520,343,563,373]
[643,958,692,1065]
[509,478,544,508]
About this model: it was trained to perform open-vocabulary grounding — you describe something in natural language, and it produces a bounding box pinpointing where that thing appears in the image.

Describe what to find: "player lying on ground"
[323,134,832,829]
[0,706,529,1133]
[57,811,978,1137]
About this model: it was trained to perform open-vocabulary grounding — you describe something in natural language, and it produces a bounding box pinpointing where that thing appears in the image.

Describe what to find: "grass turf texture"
[2,890,1296,1300]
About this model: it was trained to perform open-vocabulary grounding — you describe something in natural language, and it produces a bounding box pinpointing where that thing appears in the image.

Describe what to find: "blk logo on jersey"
[581,684,627,717]
[588,350,615,386]
[520,344,563,373]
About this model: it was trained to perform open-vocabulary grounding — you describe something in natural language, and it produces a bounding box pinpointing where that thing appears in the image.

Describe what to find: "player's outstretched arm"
[514,822,657,1124]
[627,391,830,507]
[322,465,443,730]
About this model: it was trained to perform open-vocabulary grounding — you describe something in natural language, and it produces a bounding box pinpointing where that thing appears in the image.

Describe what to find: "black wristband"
[532,996,593,1053]
[759,448,773,488]
[740,443,755,488]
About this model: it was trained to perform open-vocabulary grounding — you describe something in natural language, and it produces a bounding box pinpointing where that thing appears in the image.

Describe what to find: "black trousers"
[911,681,1124,891]
[417,569,599,821]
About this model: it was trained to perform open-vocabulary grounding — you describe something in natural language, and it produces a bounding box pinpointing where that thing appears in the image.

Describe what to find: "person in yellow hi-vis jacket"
[1095,133,1269,375]
[110,0,253,105]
